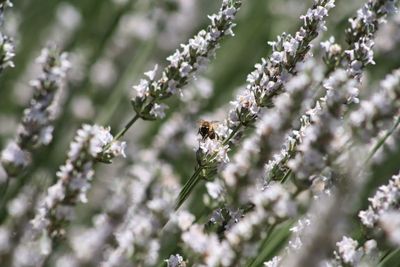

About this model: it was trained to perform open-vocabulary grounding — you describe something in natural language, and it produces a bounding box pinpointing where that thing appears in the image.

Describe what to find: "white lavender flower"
[264,256,282,267]
[321,36,342,72]
[0,142,31,176]
[379,211,400,246]
[177,183,295,266]
[131,0,241,121]
[0,0,12,23]
[335,236,361,265]
[225,183,296,264]
[181,224,235,267]
[149,103,169,119]
[31,124,125,237]
[165,254,186,267]
[0,46,70,177]
[358,172,400,228]
[350,68,400,141]
[0,32,14,72]
[222,59,318,193]
[288,69,358,183]
[331,237,379,266]
[101,153,179,267]
[198,138,230,165]
[345,0,399,79]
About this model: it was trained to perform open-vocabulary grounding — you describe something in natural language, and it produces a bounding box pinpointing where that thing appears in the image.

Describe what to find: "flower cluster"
[332,236,378,266]
[0,0,12,26]
[1,46,70,178]
[225,0,335,163]
[231,0,334,123]
[180,183,296,267]
[166,254,186,267]
[222,59,319,194]
[0,32,14,72]
[31,124,126,238]
[101,151,178,267]
[181,223,235,267]
[345,0,398,78]
[0,0,14,73]
[288,69,358,183]
[350,68,400,141]
[321,37,342,73]
[131,0,241,120]
[226,183,296,246]
[359,172,400,228]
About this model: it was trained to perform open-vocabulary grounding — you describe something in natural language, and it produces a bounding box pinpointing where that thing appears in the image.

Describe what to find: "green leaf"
[246,220,294,267]
[378,248,400,267]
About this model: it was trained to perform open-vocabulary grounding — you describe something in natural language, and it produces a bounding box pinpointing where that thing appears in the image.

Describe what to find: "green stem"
[175,166,204,210]
[280,169,292,184]
[246,224,277,267]
[365,116,400,163]
[0,179,9,212]
[101,114,140,153]
[223,124,242,145]
[114,114,141,141]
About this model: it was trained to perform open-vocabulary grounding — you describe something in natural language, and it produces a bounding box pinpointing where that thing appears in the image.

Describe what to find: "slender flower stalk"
[176,0,336,209]
[0,46,70,178]
[30,124,126,238]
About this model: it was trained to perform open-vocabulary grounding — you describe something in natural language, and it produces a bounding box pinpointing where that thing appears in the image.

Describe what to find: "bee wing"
[197,119,206,125]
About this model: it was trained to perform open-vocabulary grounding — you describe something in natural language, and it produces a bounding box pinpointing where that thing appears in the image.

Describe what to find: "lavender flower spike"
[345,0,399,79]
[31,124,126,238]
[1,46,70,178]
[359,171,400,229]
[0,33,14,72]
[0,0,14,73]
[130,0,241,121]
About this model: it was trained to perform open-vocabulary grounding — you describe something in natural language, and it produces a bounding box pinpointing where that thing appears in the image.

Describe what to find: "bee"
[198,120,219,140]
